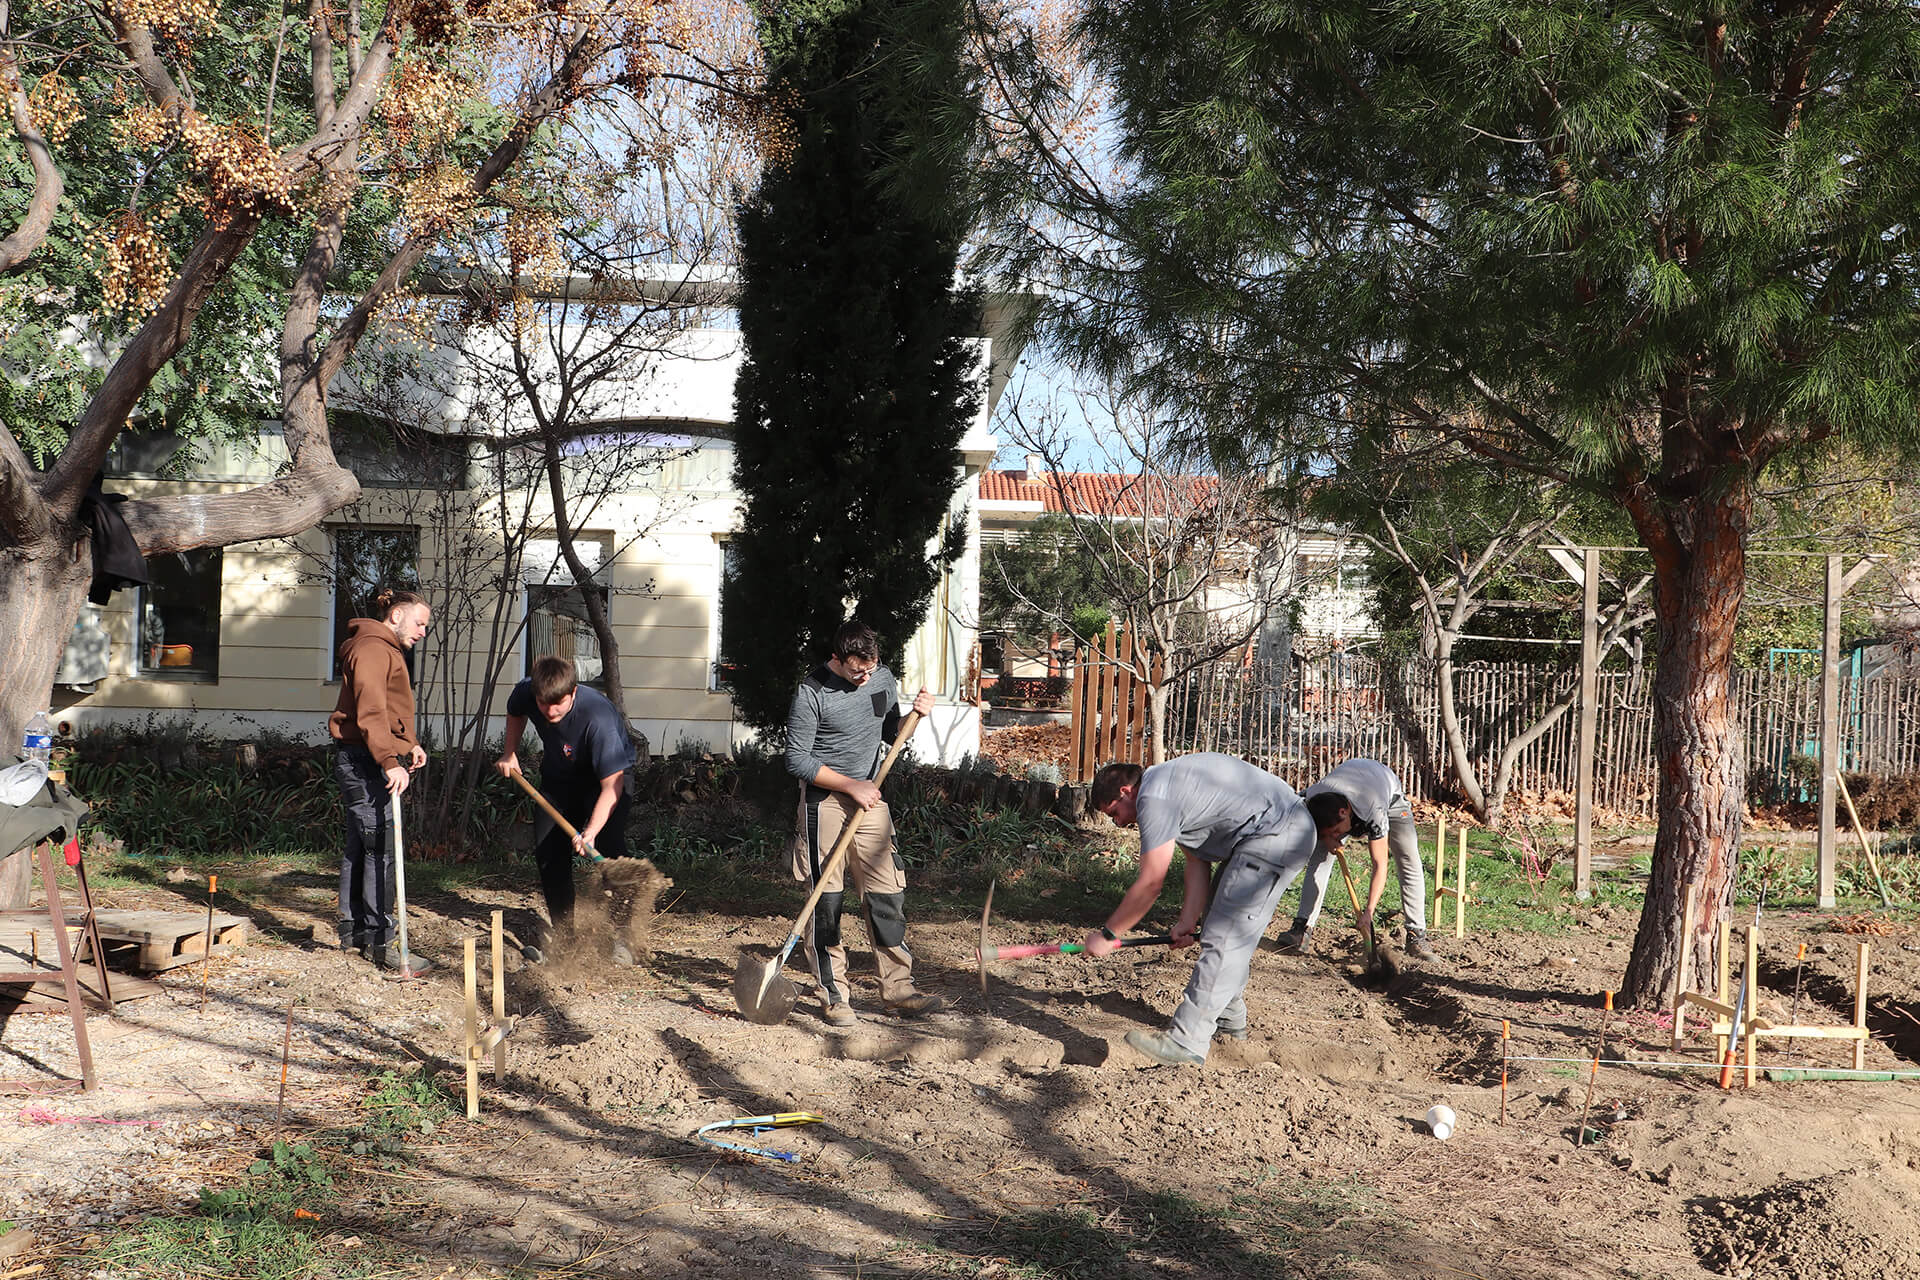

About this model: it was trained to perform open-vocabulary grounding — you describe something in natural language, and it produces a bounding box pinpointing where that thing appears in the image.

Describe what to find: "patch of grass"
[920,1178,1404,1279]
[88,1140,370,1280]
[78,1069,466,1279]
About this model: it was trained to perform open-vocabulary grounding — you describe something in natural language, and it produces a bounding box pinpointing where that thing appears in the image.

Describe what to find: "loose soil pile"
[3,848,1919,1279]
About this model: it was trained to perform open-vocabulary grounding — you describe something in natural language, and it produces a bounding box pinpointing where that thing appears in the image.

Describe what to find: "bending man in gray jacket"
[1086,753,1320,1066]
[1278,758,1436,962]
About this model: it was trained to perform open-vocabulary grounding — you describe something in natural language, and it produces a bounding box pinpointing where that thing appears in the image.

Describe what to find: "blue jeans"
[334,746,396,950]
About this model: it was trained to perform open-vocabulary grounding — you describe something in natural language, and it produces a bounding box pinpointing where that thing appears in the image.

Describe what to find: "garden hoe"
[1333,845,1402,981]
[973,878,1176,1011]
[733,711,921,1026]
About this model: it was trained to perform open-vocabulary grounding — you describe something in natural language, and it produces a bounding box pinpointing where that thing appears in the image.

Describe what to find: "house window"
[524,539,607,690]
[136,549,222,681]
[711,538,739,691]
[331,528,420,679]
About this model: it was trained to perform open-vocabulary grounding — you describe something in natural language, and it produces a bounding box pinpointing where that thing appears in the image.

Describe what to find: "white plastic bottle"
[20,710,53,768]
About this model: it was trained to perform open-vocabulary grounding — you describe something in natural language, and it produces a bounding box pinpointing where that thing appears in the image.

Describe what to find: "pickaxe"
[974,879,1176,1012]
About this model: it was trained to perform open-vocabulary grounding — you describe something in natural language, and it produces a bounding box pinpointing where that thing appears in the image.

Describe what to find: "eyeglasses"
[840,658,877,679]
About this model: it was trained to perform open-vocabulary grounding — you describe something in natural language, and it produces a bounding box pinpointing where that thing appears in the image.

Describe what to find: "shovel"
[1333,844,1402,980]
[734,710,921,1025]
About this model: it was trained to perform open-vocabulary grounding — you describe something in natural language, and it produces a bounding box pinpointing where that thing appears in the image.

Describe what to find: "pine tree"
[726,0,980,731]
[986,1,1920,1004]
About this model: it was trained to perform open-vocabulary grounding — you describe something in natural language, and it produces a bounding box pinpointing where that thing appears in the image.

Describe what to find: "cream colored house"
[50,273,1026,766]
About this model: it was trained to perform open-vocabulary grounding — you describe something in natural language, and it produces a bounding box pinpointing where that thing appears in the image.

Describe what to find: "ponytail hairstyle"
[374,587,427,620]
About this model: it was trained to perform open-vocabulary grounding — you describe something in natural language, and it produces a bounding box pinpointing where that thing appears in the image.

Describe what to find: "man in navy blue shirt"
[495,655,636,964]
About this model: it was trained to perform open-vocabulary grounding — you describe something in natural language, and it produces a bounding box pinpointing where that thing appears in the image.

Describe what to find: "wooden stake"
[275,1000,294,1127]
[1499,1020,1510,1127]
[1854,942,1870,1073]
[1576,990,1613,1145]
[199,875,217,1013]
[1454,830,1469,940]
[490,910,506,1083]
[463,937,480,1119]
[1743,927,1759,1088]
[1433,816,1449,930]
[1671,881,1699,1047]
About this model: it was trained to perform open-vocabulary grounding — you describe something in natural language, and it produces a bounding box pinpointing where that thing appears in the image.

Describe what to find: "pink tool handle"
[978,941,1072,962]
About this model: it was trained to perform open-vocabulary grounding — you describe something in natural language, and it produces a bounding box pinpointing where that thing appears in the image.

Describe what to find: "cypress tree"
[726,0,981,732]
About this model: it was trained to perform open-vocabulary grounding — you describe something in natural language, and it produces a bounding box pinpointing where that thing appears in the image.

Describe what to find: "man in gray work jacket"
[1086,753,1319,1066]
[786,620,942,1027]
[1278,758,1436,962]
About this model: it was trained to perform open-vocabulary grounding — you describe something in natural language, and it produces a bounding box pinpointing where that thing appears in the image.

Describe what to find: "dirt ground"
[4,849,1920,1279]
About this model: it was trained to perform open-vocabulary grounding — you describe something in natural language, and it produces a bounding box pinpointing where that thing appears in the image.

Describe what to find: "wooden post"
[463,937,480,1119]
[1574,547,1599,901]
[1073,641,1096,783]
[1454,828,1468,940]
[1433,816,1448,930]
[1117,628,1136,764]
[1854,942,1870,1072]
[1817,554,1842,909]
[490,910,506,1083]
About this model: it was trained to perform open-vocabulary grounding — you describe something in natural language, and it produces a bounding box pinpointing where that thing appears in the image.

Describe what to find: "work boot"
[1215,1021,1248,1043]
[336,923,362,954]
[822,1002,857,1028]
[884,992,947,1018]
[380,943,434,977]
[1275,921,1311,954]
[1125,1029,1205,1067]
[610,939,636,967]
[1405,929,1438,962]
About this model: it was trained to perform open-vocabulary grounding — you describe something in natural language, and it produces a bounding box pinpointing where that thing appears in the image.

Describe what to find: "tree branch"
[0,7,63,273]
[306,30,605,398]
[0,417,52,544]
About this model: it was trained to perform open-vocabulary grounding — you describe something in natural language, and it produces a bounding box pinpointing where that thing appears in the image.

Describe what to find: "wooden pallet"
[90,909,248,972]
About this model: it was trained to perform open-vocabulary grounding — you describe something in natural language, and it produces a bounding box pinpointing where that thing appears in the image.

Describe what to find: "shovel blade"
[733,952,799,1025]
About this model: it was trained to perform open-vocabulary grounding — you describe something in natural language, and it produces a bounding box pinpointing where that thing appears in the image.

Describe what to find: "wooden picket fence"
[1067,649,1920,816]
[1068,627,1163,783]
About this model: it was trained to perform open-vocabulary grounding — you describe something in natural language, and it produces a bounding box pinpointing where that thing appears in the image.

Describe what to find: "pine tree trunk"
[1619,481,1750,1009]
[0,541,91,908]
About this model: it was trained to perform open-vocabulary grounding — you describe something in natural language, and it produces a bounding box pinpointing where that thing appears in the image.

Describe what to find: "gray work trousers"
[1293,799,1427,934]
[1164,815,1319,1059]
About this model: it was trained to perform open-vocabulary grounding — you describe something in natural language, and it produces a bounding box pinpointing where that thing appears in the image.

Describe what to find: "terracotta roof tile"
[979,469,1216,518]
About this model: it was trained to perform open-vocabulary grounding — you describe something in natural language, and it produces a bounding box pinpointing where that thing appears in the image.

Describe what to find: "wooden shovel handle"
[509,769,585,842]
[781,711,922,945]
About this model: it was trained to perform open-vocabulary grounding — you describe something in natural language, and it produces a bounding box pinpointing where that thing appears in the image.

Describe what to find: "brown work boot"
[1274,922,1311,954]
[884,992,947,1018]
[821,1001,857,1028]
[1405,929,1438,962]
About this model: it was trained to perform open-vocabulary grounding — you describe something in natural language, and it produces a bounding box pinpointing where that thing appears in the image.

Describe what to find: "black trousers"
[334,746,396,949]
[532,777,630,931]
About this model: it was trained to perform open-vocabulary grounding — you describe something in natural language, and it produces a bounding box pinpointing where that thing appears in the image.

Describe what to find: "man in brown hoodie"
[328,588,432,974]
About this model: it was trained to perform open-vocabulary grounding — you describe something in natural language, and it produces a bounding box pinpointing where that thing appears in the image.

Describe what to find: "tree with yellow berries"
[0,0,767,752]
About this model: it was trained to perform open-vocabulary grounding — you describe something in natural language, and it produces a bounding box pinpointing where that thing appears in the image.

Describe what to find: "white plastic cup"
[1425,1104,1456,1140]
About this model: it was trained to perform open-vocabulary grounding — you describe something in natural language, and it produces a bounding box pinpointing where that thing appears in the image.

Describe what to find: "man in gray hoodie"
[785,620,940,1026]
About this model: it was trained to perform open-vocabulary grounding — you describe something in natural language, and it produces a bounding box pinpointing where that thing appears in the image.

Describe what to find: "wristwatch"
[1098,926,1118,942]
